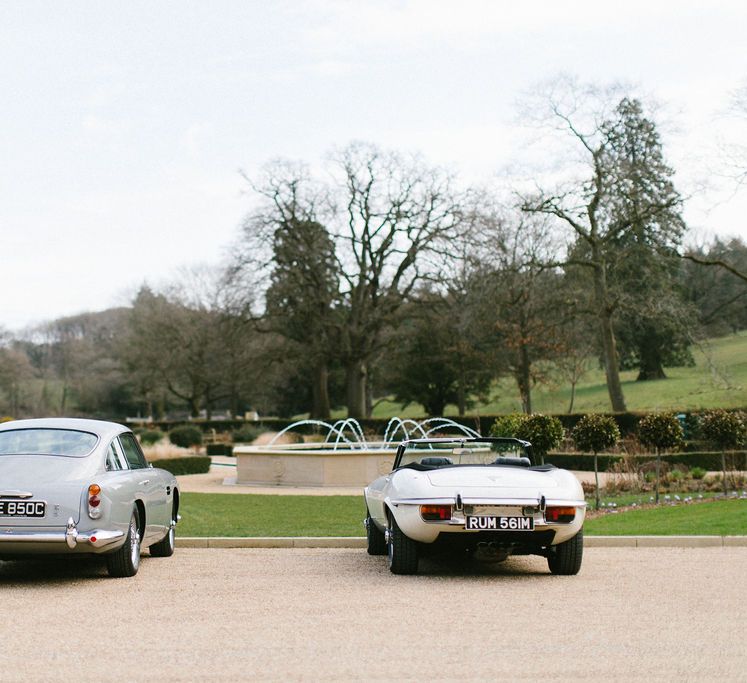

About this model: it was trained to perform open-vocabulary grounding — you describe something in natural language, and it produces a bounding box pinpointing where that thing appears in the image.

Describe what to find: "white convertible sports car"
[364,437,586,575]
[0,418,179,577]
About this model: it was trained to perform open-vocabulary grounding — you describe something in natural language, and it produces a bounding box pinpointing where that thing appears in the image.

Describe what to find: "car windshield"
[0,428,98,457]
[397,439,531,469]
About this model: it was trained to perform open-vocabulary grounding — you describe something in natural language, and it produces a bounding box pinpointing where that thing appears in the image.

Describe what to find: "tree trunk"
[311,361,331,420]
[230,389,239,420]
[722,451,728,496]
[457,381,466,417]
[655,448,660,504]
[516,343,532,414]
[345,360,367,420]
[594,451,600,510]
[592,260,627,412]
[567,380,577,414]
[60,382,68,413]
[189,397,200,418]
[636,341,667,381]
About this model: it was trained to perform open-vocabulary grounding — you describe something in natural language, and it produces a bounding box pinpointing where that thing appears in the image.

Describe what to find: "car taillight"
[420,504,452,521]
[545,506,576,523]
[88,484,102,519]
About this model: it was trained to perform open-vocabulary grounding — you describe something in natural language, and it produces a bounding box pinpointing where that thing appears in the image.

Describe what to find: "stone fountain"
[233,417,480,487]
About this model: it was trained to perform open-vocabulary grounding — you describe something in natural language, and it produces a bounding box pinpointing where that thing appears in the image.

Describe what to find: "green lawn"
[584,499,747,535]
[328,332,747,418]
[179,493,366,537]
[179,492,747,537]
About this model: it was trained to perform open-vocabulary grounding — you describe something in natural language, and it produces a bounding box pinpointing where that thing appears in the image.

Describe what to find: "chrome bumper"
[0,517,124,549]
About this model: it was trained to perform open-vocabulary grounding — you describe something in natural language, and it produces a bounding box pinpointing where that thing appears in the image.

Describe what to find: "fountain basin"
[234,443,397,487]
[232,418,480,488]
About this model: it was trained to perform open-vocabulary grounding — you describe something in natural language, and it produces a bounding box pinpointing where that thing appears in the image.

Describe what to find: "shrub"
[0,416,14,423]
[700,410,747,450]
[701,410,747,495]
[572,414,621,454]
[140,429,165,445]
[232,426,262,444]
[638,412,684,453]
[151,456,211,476]
[168,425,203,449]
[520,414,565,461]
[489,414,528,438]
[491,414,564,462]
[572,414,621,510]
[638,413,683,504]
[668,469,686,483]
[690,467,707,480]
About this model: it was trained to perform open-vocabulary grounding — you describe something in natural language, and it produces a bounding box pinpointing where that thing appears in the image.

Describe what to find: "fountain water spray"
[269,416,480,450]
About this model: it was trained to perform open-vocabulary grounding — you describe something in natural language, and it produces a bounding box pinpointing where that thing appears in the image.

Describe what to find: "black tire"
[149,503,176,558]
[548,529,583,575]
[106,508,142,578]
[365,512,387,556]
[387,514,419,575]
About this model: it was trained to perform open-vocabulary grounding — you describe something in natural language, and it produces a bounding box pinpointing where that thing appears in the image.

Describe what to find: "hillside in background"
[363,332,747,418]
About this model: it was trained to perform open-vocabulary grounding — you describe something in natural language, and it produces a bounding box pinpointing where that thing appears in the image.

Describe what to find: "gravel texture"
[1,547,745,682]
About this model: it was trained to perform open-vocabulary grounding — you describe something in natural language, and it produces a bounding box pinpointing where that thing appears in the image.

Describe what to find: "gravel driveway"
[2,547,745,682]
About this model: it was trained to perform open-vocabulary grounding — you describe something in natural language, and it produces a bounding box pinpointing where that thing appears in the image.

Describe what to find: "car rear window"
[0,428,99,457]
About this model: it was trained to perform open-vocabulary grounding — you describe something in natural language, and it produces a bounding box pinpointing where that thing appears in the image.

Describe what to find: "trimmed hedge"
[206,444,234,457]
[547,451,747,472]
[140,409,747,443]
[547,453,624,471]
[151,456,211,476]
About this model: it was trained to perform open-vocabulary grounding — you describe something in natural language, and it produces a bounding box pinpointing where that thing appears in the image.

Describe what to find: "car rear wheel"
[106,508,141,578]
[365,511,387,556]
[387,515,419,575]
[149,503,176,557]
[548,529,583,575]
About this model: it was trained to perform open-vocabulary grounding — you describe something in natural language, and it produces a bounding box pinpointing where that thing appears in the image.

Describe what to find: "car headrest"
[420,457,454,467]
[492,456,531,467]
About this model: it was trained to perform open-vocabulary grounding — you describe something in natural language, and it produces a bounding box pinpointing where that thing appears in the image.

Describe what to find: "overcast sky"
[1,1,746,330]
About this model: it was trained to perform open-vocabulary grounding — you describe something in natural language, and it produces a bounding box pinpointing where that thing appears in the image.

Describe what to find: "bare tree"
[520,79,685,411]
[468,203,569,414]
[721,78,747,186]
[122,267,256,419]
[0,329,34,416]
[329,143,462,418]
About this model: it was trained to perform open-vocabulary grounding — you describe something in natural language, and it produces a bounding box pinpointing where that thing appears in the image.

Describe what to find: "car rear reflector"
[545,506,576,523]
[420,504,452,521]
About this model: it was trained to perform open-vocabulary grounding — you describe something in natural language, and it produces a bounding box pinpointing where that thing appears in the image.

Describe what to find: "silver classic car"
[364,437,586,575]
[0,418,179,577]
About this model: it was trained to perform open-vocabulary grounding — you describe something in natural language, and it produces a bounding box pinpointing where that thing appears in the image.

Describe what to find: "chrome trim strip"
[392,497,586,508]
[0,491,34,499]
[0,518,124,549]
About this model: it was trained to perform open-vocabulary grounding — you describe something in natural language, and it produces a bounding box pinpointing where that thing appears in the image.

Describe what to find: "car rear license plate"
[0,500,46,518]
[465,516,534,531]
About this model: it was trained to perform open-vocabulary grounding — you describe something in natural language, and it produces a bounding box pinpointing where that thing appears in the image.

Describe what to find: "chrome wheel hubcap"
[130,519,141,569]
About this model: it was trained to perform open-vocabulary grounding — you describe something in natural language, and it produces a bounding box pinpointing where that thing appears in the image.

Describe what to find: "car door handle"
[139,479,150,485]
